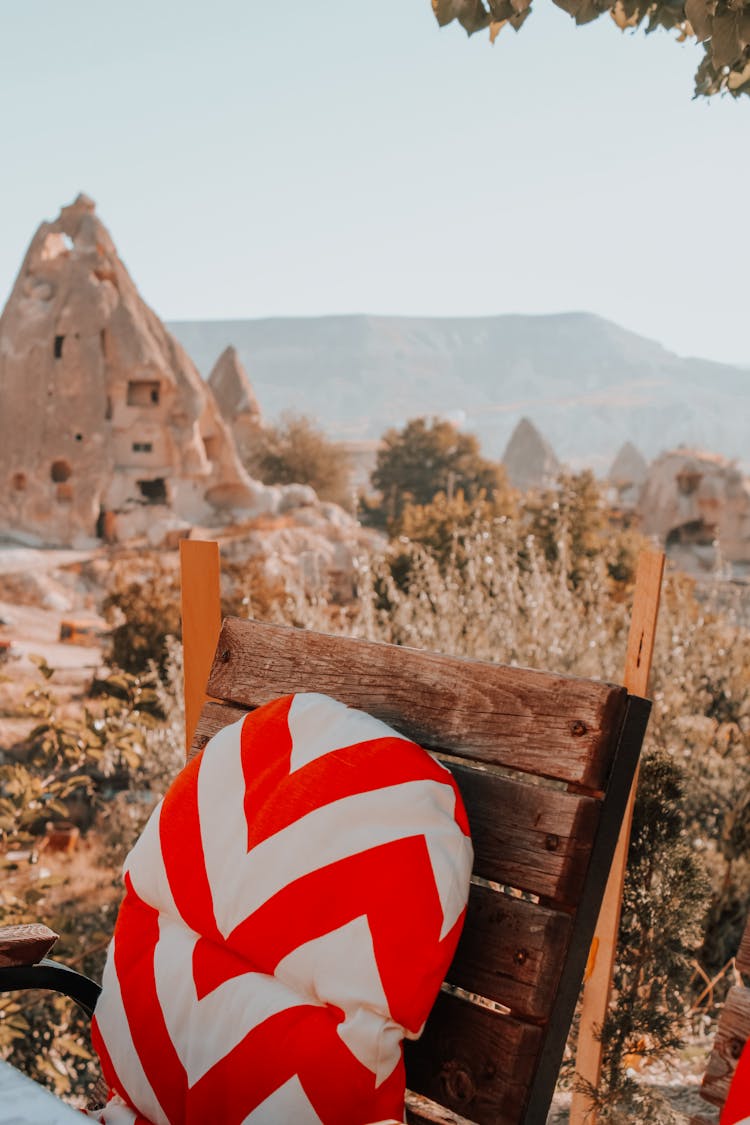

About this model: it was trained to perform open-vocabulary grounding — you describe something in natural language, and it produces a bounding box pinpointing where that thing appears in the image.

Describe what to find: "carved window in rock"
[666,519,715,547]
[677,468,702,496]
[132,442,153,453]
[137,478,167,505]
[127,380,161,407]
[203,435,220,461]
[50,459,72,483]
[54,335,65,359]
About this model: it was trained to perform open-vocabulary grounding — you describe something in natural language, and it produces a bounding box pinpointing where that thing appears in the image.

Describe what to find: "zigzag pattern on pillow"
[92,693,473,1125]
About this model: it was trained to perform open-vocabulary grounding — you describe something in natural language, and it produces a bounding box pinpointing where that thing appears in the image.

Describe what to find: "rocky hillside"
[169,313,750,471]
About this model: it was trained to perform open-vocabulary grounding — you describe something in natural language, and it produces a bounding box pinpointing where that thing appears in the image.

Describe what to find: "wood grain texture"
[206,617,628,789]
[570,548,664,1125]
[449,884,572,1020]
[699,985,750,1108]
[405,991,542,1125]
[192,702,602,906]
[736,915,750,976]
[0,924,58,967]
[451,762,600,907]
[405,1092,476,1124]
[180,540,222,757]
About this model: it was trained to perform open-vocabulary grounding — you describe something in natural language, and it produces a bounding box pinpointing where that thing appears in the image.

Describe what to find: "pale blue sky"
[1,1,748,365]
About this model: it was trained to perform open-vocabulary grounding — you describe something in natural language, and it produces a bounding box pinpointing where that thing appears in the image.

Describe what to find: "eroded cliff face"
[0,194,260,547]
[638,449,750,566]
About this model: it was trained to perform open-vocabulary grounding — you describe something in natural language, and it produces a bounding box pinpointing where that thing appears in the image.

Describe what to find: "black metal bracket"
[0,958,101,1018]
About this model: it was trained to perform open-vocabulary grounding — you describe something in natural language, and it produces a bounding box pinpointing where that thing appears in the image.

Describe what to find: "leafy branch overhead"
[431,0,750,96]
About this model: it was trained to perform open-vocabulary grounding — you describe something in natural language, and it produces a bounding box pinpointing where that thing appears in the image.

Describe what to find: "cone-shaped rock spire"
[501,417,560,492]
[208,346,262,462]
[608,441,648,487]
[0,195,260,546]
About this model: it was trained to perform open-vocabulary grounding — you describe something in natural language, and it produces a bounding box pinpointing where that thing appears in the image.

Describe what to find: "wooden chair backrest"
[691,917,750,1125]
[191,616,651,1125]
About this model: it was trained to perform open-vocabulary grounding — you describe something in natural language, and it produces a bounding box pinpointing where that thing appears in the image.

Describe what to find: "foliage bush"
[242,411,352,509]
[102,557,181,675]
[368,416,513,528]
[0,650,184,1101]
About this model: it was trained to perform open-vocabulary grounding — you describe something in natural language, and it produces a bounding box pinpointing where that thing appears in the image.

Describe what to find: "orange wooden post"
[570,548,665,1123]
[179,539,222,757]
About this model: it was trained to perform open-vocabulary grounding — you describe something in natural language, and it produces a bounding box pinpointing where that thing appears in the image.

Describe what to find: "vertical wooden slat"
[179,539,222,758]
[735,915,750,977]
[570,548,664,1123]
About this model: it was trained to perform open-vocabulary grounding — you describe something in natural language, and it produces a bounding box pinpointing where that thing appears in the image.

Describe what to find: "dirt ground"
[546,1042,718,1122]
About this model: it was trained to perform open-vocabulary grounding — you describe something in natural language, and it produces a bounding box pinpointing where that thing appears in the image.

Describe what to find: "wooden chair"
[0,616,651,1125]
[690,916,750,1125]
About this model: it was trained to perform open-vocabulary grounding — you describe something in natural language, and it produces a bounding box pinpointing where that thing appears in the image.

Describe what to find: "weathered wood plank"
[450,762,600,907]
[700,985,750,1109]
[192,702,602,906]
[191,700,246,759]
[0,924,58,968]
[736,916,750,976]
[405,991,542,1125]
[206,617,628,789]
[405,1092,476,1124]
[449,883,572,1020]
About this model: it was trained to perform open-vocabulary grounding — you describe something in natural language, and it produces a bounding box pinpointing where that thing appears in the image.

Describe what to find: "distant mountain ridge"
[168,313,750,471]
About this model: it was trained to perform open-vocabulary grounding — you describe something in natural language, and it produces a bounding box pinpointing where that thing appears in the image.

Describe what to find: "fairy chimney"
[502,417,560,492]
[0,194,262,547]
[608,441,648,508]
[208,346,262,462]
[638,448,750,566]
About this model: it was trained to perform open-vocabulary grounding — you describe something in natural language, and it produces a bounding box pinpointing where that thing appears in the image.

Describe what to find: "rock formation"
[207,346,262,463]
[0,194,262,547]
[501,417,560,492]
[638,448,750,569]
[608,441,648,508]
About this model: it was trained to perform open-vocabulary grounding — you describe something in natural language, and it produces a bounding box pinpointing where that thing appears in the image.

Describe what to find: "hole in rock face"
[75,433,83,442]
[666,519,715,548]
[40,233,73,261]
[202,435,220,461]
[127,380,161,407]
[50,459,72,483]
[132,442,153,453]
[54,335,65,359]
[12,472,27,491]
[137,478,167,504]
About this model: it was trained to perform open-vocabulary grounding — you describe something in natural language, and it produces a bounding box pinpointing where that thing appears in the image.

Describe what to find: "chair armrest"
[0,957,101,1018]
[0,924,59,967]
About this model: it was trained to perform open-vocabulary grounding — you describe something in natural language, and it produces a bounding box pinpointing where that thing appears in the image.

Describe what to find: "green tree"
[370,416,511,527]
[431,0,750,98]
[244,412,352,509]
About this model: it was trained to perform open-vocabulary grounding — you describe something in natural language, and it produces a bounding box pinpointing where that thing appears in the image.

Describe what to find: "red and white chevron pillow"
[720,1036,750,1125]
[91,693,473,1125]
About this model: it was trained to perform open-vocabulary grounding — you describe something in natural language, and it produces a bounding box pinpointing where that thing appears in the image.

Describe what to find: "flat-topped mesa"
[0,194,263,547]
[208,346,262,462]
[502,417,560,493]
